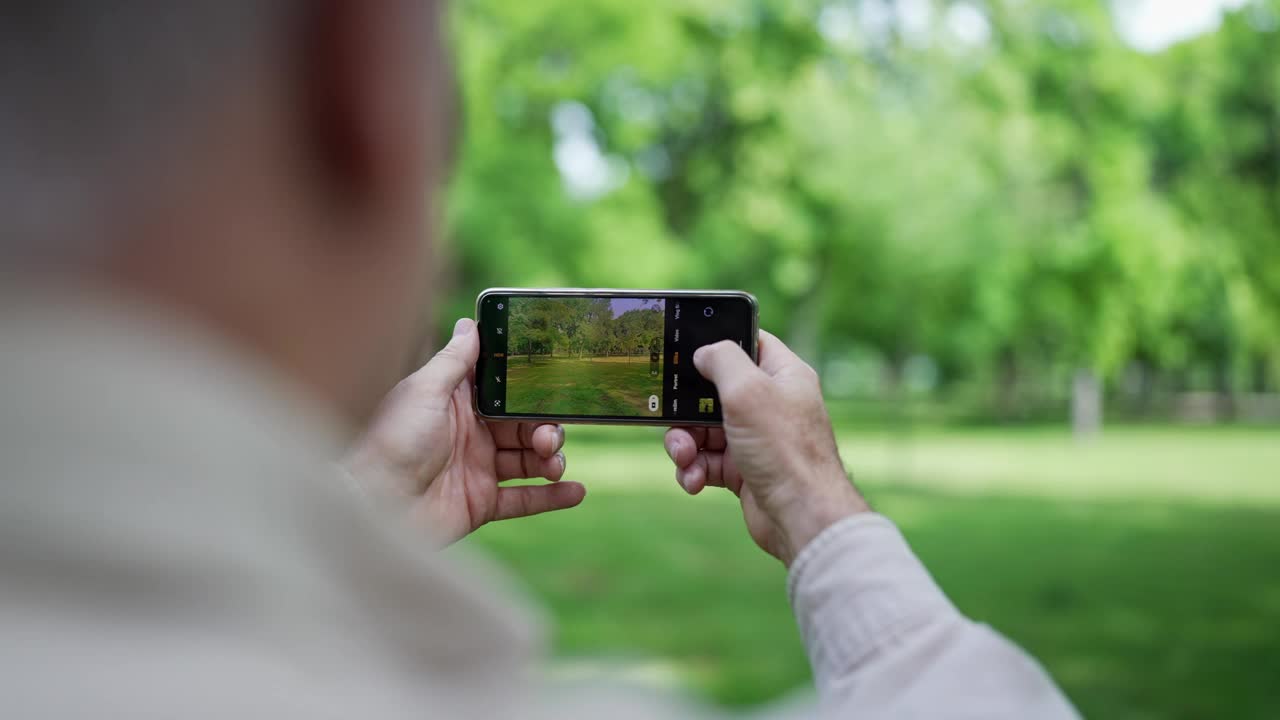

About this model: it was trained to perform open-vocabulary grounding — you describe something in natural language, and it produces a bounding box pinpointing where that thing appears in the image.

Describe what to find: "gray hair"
[0,2,298,263]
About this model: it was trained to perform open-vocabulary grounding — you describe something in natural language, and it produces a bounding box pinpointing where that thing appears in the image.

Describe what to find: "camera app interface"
[478,293,755,422]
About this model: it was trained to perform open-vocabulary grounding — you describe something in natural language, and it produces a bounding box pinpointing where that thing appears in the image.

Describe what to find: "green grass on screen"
[506,356,663,417]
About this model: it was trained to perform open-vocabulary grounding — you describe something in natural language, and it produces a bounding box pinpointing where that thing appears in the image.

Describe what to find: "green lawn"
[461,425,1280,718]
[506,355,663,417]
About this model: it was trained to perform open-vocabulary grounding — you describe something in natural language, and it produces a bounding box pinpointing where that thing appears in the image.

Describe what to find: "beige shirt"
[0,292,1078,719]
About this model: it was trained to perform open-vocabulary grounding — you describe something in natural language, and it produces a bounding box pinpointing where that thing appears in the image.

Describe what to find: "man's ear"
[302,0,432,214]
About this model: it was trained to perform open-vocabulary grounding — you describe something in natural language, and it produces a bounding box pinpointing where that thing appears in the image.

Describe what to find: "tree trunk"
[1214,358,1237,421]
[882,353,912,432]
[1134,361,1155,418]
[786,291,822,366]
[1253,353,1271,393]
[995,349,1019,422]
[1071,369,1103,440]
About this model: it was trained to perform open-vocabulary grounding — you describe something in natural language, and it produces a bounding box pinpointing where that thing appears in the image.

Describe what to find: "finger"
[493,482,586,521]
[676,451,722,495]
[495,449,566,482]
[674,449,744,496]
[407,319,480,400]
[703,427,727,451]
[720,448,743,494]
[675,452,706,494]
[492,422,564,456]
[531,424,564,457]
[693,340,764,391]
[488,422,530,449]
[664,428,698,469]
[757,329,803,376]
[665,422,727,450]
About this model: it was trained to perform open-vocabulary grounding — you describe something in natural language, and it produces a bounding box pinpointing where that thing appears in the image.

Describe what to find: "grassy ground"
[506,355,663,417]
[462,425,1280,718]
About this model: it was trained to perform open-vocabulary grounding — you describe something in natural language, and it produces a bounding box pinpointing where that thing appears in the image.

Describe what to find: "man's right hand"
[664,331,869,566]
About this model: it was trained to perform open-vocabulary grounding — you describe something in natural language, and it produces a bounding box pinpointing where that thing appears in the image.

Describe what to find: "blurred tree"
[444,0,1280,425]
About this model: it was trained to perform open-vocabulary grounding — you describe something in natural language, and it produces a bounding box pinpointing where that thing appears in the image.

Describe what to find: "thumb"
[693,340,760,389]
[413,318,479,397]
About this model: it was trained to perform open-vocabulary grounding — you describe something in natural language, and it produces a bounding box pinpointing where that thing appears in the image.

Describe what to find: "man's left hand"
[345,318,585,545]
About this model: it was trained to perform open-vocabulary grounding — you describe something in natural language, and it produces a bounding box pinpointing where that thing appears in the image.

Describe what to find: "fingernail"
[664,436,678,460]
[676,470,690,493]
[556,452,567,473]
[453,318,472,337]
[558,425,566,448]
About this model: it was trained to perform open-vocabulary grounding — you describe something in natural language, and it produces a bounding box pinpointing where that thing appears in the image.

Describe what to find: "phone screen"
[475,290,758,424]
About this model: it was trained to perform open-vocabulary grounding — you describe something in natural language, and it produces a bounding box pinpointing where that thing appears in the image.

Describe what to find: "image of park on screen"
[505,297,664,417]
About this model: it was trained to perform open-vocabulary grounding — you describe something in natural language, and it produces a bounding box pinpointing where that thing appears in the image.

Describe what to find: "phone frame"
[473,288,759,426]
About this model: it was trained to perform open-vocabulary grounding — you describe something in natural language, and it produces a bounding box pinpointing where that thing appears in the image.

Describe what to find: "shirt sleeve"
[786,513,1081,719]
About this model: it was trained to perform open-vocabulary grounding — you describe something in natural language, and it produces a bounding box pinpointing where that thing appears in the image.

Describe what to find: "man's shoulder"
[0,295,540,716]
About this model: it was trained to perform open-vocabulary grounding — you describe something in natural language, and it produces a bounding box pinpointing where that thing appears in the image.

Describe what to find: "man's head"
[1,1,451,421]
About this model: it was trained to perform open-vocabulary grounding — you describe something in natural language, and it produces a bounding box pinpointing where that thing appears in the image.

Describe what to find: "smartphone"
[474,289,758,425]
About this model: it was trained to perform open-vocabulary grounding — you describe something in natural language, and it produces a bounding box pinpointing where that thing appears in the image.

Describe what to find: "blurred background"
[443,0,1280,717]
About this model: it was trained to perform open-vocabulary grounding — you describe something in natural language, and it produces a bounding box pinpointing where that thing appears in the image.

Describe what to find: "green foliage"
[507,297,664,358]
[444,0,1280,407]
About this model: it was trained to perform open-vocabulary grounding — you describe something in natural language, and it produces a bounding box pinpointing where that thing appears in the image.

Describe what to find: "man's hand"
[664,331,868,566]
[345,318,585,545]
